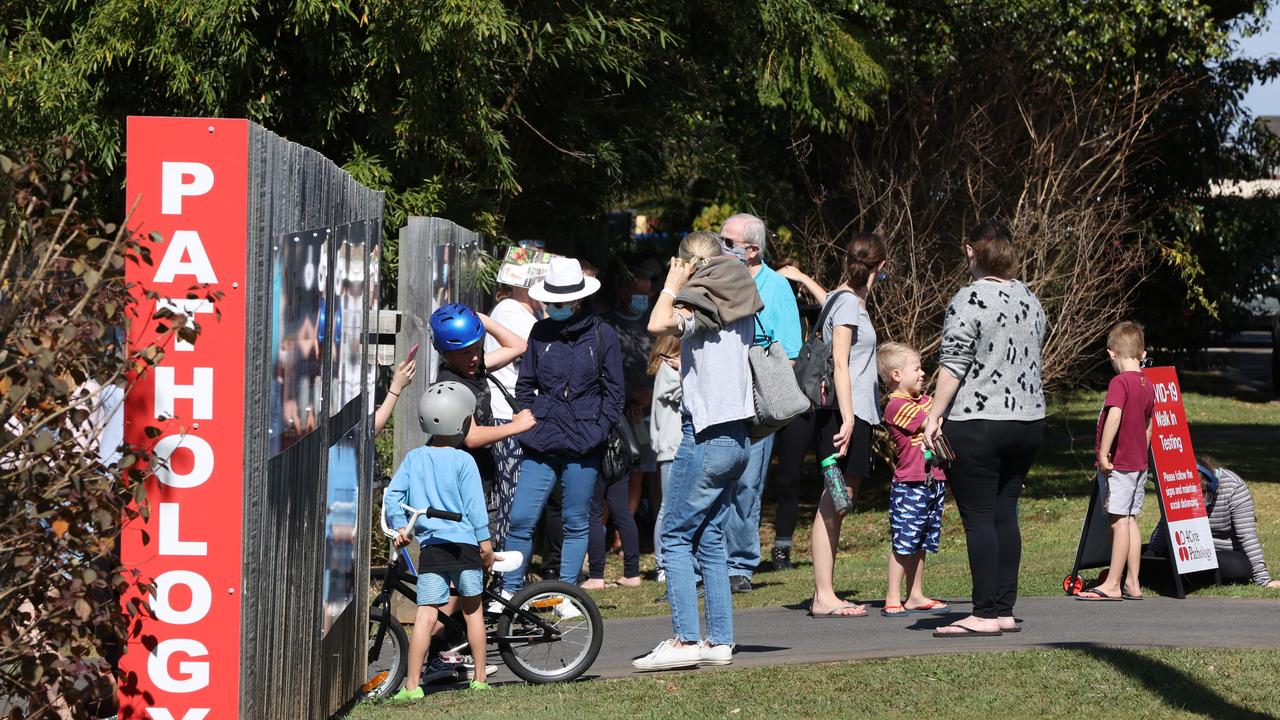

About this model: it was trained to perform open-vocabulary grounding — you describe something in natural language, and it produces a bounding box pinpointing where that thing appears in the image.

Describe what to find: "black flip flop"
[1122,592,1144,601]
[1075,589,1123,601]
[932,624,1003,638]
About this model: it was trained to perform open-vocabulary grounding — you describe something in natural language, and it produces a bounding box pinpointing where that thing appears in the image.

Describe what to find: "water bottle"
[821,454,853,514]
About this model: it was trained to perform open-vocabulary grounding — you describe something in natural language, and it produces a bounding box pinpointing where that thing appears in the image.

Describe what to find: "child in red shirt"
[1078,321,1155,601]
[877,342,948,616]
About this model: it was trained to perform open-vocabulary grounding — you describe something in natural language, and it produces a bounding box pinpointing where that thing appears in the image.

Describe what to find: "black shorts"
[814,410,873,478]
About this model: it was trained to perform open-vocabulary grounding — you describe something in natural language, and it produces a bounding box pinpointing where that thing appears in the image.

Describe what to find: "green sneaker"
[469,680,491,691]
[391,686,424,703]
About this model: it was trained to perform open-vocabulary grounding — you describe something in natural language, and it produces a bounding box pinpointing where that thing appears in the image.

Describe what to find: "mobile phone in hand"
[406,342,420,362]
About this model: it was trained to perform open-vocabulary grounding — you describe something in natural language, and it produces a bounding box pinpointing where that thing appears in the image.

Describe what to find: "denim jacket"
[515,311,625,457]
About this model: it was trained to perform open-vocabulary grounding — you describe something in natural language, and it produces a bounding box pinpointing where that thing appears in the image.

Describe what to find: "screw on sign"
[122,117,249,720]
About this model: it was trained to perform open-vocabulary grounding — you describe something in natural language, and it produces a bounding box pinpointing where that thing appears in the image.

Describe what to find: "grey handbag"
[748,316,811,438]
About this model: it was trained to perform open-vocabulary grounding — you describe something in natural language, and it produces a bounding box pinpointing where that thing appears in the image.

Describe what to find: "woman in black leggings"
[924,221,1047,637]
[770,411,852,569]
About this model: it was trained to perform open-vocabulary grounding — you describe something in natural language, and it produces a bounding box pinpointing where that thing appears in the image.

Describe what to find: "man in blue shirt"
[720,213,801,592]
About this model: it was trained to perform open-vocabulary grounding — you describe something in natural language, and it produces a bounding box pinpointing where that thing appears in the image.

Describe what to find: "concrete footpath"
[575,596,1280,680]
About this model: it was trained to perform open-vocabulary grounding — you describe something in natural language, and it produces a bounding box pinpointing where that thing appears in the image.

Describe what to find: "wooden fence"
[238,123,384,719]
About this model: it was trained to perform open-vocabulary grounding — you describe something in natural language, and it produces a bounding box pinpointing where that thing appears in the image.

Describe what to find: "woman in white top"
[633,231,762,671]
[483,284,540,546]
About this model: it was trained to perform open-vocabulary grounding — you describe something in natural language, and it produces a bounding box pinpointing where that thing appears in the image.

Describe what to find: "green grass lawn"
[578,389,1280,618]
[347,647,1280,720]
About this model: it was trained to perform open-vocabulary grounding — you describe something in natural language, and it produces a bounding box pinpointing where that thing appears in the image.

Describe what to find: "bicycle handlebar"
[409,504,463,523]
[378,488,462,539]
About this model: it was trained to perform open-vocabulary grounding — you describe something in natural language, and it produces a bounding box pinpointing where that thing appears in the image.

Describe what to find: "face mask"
[545,303,575,321]
[726,244,748,263]
[876,270,889,283]
[629,293,649,313]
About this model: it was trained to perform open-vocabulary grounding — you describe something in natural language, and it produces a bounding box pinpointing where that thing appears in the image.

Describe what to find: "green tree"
[1,1,884,269]
[766,0,1280,366]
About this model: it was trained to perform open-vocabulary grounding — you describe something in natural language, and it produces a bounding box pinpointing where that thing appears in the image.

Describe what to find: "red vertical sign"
[122,117,248,719]
[1144,366,1218,574]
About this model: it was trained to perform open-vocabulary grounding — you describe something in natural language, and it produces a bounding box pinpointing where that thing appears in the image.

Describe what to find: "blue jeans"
[661,418,749,646]
[653,461,671,572]
[724,433,775,579]
[503,452,599,593]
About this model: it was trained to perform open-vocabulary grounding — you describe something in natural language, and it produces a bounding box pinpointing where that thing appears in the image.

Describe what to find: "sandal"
[932,623,1003,638]
[808,602,868,618]
[1075,588,1122,601]
[880,604,910,617]
[906,599,949,612]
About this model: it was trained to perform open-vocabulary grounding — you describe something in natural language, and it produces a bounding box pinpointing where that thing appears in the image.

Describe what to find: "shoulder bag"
[747,316,811,438]
[593,324,642,483]
[792,290,851,409]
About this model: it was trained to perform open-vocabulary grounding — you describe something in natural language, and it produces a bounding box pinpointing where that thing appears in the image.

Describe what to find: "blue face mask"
[726,244,748,263]
[629,293,649,313]
[545,303,575,321]
[876,270,889,283]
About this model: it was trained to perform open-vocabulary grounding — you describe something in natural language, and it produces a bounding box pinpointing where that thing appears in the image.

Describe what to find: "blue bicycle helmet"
[430,303,485,352]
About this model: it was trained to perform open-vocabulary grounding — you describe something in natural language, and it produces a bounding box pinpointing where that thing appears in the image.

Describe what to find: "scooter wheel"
[1063,573,1084,596]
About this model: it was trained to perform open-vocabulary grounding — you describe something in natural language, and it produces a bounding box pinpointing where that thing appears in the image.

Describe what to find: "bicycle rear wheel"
[362,610,408,699]
[497,580,603,684]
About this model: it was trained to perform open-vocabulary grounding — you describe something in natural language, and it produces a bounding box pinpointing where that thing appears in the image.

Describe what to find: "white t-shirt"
[678,314,754,433]
[485,298,537,420]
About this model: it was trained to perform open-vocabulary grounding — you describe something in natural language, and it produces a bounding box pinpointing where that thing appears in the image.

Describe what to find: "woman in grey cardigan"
[924,220,1047,637]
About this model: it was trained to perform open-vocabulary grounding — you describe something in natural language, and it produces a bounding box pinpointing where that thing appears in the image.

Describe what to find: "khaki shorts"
[1098,469,1146,516]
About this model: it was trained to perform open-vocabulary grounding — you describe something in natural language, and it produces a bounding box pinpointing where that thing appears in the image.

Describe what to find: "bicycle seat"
[492,551,524,574]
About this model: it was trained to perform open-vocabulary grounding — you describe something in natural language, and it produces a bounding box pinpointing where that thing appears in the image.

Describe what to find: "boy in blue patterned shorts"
[385,381,495,701]
[877,343,950,616]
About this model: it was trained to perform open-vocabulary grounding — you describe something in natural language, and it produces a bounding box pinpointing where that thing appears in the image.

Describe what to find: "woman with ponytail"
[633,231,762,670]
[781,233,886,617]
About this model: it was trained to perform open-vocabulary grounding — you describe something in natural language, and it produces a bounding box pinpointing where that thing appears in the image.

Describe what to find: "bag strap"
[480,366,521,412]
[753,313,774,347]
[812,290,852,341]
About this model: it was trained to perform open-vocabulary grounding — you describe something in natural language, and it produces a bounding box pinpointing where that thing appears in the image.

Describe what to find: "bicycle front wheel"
[362,610,408,699]
[497,580,603,684]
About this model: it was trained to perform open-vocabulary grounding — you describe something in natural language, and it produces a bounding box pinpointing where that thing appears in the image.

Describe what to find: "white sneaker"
[553,598,583,620]
[632,638,702,671]
[487,590,513,615]
[656,569,666,583]
[699,641,733,666]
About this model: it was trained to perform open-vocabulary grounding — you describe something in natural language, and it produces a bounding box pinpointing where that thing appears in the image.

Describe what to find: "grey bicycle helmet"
[417,381,477,436]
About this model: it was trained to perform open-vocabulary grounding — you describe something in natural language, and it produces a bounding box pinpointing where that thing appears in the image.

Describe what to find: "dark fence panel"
[241,123,383,719]
[392,217,485,464]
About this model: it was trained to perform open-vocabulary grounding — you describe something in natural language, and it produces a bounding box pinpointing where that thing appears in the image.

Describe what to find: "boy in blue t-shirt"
[385,381,494,700]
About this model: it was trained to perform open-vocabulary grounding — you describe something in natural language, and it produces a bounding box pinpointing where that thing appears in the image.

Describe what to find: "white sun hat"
[528,257,601,303]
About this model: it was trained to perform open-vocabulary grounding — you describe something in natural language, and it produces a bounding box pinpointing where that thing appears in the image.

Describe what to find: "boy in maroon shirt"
[877,342,949,616]
[1078,322,1155,601]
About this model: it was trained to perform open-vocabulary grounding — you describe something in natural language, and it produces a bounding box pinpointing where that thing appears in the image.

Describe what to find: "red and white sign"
[1144,366,1217,574]
[122,117,249,719]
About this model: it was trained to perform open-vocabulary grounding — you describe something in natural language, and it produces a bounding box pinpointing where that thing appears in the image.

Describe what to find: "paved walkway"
[582,596,1280,679]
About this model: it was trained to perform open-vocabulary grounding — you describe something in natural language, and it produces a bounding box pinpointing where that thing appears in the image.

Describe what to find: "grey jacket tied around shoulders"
[674,256,764,333]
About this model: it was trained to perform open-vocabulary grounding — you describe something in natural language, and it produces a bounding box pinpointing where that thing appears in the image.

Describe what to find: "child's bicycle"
[362,498,603,699]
